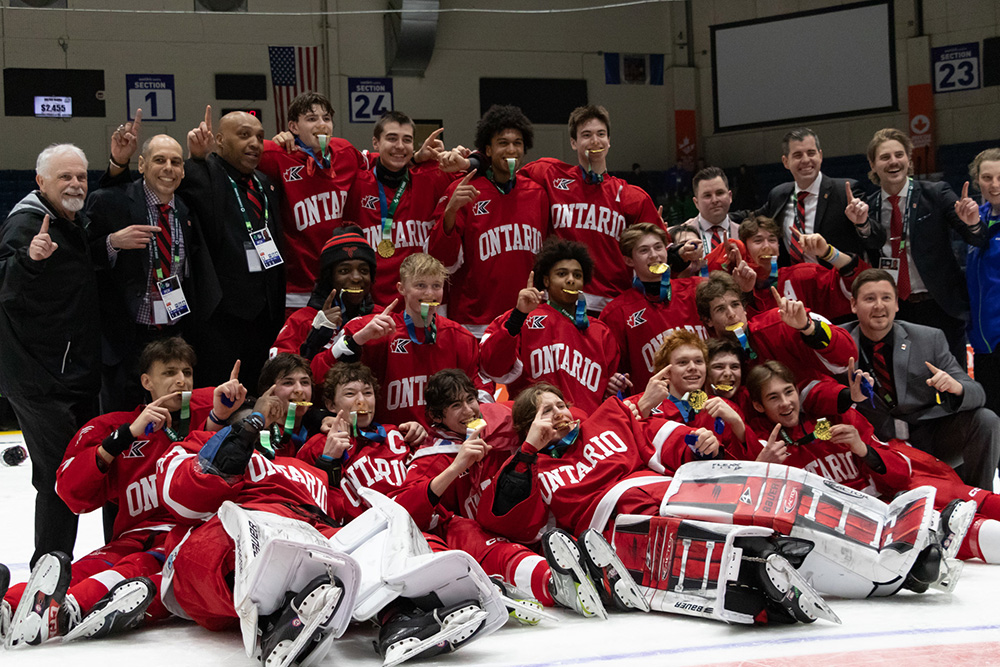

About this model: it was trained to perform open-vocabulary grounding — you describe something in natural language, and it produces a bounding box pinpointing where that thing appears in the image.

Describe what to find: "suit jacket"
[841,320,985,441]
[857,179,987,320]
[86,179,221,366]
[756,174,865,264]
[176,153,285,326]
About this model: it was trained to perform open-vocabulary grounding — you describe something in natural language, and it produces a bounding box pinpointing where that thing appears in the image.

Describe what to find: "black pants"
[908,407,1000,490]
[897,297,968,371]
[974,348,1000,419]
[7,392,97,567]
[197,308,282,391]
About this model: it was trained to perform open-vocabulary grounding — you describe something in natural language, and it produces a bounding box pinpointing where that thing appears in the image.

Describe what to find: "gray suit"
[841,320,999,489]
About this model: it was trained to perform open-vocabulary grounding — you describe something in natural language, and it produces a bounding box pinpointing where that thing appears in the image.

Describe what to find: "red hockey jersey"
[480,304,619,414]
[521,158,662,309]
[427,174,549,329]
[745,261,867,322]
[257,138,367,301]
[55,387,215,537]
[345,162,458,306]
[744,308,855,382]
[598,277,709,388]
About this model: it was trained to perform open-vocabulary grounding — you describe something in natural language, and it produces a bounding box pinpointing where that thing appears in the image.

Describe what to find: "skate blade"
[381,607,488,667]
[269,585,343,667]
[545,533,607,620]
[930,558,963,593]
[765,555,841,625]
[499,595,560,625]
[62,580,153,643]
[581,529,650,613]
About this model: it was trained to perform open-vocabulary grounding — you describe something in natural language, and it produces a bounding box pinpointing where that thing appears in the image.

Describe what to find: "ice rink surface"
[2,430,999,667]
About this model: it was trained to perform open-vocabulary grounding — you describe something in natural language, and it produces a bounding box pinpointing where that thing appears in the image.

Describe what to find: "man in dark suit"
[842,269,999,490]
[756,128,864,265]
[180,106,286,387]
[847,128,986,367]
[87,134,220,411]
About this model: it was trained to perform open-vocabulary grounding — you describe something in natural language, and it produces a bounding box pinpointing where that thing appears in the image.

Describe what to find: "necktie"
[245,176,264,226]
[789,190,808,263]
[710,226,724,250]
[888,194,910,300]
[872,341,896,405]
[156,203,172,279]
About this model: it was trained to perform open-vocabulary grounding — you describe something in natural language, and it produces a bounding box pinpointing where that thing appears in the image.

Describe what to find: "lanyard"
[160,391,191,442]
[147,206,181,282]
[727,322,757,360]
[549,299,589,330]
[295,136,329,170]
[633,273,671,303]
[225,173,269,234]
[404,311,437,344]
[877,178,916,250]
[376,169,409,245]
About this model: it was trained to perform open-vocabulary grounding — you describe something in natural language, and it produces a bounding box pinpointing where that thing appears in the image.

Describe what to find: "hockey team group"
[2,91,1000,667]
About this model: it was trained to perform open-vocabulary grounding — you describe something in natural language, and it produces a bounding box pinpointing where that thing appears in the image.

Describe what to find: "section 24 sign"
[348,77,393,123]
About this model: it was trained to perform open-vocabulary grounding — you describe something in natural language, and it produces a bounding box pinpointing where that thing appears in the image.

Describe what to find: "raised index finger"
[322,288,338,310]
[770,285,783,305]
[230,359,241,382]
[924,361,941,375]
[204,104,213,132]
[426,127,444,143]
[845,181,854,202]
[384,298,399,314]
[459,169,476,186]
[132,107,143,134]
[39,214,50,235]
[526,270,535,289]
[962,181,969,200]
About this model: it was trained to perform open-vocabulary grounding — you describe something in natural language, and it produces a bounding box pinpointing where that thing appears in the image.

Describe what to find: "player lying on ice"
[2,338,244,649]
[742,358,1000,567]
[476,381,837,624]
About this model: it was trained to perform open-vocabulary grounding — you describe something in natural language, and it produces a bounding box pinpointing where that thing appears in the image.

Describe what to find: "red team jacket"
[346,162,459,306]
[480,304,619,414]
[521,158,662,308]
[598,277,709,387]
[478,398,695,539]
[312,311,483,428]
[56,387,215,538]
[427,174,549,329]
[257,138,367,300]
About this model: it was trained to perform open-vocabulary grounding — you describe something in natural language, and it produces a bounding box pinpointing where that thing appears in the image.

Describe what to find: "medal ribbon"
[633,274,671,303]
[161,391,191,442]
[404,311,437,344]
[294,137,329,170]
[376,168,409,247]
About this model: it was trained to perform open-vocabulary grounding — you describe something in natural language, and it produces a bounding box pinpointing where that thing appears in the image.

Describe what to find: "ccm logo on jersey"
[361,195,379,210]
[390,339,410,354]
[553,178,573,191]
[473,200,490,216]
[283,166,304,182]
[626,309,647,329]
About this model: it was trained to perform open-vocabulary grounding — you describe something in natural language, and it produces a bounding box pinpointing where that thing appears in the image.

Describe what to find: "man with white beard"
[0,143,101,567]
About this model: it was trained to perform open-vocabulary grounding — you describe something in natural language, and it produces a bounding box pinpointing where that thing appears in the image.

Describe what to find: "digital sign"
[34,96,72,118]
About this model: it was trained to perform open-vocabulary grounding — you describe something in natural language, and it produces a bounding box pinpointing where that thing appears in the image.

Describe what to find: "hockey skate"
[376,596,489,667]
[939,499,977,560]
[6,551,71,649]
[542,529,606,619]
[259,573,346,667]
[490,577,557,626]
[579,529,650,613]
[61,577,156,642]
[749,544,840,625]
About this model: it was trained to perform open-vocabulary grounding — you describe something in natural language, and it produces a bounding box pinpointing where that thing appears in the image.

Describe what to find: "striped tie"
[156,203,172,279]
[872,341,896,405]
[710,226,724,250]
[245,177,264,226]
[789,191,808,263]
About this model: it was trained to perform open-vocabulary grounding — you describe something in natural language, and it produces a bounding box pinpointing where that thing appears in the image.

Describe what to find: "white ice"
[2,430,999,666]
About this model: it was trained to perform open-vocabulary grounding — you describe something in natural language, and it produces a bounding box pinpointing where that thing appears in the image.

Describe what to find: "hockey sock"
[509,554,554,607]
[965,517,1000,563]
[143,573,171,622]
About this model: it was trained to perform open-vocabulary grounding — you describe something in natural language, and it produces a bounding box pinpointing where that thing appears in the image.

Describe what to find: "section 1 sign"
[932,43,980,93]
[126,74,175,121]
[348,77,393,123]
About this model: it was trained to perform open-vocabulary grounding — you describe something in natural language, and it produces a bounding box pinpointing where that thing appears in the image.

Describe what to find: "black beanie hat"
[309,224,377,308]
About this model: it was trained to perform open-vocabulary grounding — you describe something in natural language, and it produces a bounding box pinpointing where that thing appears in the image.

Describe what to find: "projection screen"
[711,0,896,132]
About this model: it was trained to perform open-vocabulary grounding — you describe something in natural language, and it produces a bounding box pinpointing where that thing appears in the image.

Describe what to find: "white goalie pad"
[327,488,506,642]
[659,460,940,598]
[217,501,360,660]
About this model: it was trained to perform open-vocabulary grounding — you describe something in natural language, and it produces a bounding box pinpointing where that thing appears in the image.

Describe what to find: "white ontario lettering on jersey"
[386,375,428,410]
[478,224,544,261]
[125,473,159,517]
[394,219,433,249]
[292,190,348,231]
[529,344,602,391]
[537,430,628,504]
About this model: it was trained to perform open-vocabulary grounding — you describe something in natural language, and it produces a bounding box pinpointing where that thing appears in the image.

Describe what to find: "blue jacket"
[967,202,1000,353]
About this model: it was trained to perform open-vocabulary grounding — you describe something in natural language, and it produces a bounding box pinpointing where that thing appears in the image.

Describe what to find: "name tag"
[250,228,283,270]
[156,275,190,322]
[878,257,899,284]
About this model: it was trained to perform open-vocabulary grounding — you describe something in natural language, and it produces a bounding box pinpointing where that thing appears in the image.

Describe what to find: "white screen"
[712,1,895,131]
[34,96,73,118]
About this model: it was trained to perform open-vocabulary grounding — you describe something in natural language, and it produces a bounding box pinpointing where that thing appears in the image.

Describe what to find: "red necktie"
[789,191,808,263]
[710,226,724,250]
[888,195,910,300]
[872,341,896,405]
[156,204,172,279]
[245,177,264,226]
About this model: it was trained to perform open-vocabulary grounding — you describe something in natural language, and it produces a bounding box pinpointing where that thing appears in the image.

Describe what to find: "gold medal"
[342,287,364,294]
[293,401,313,407]
[712,383,733,393]
[725,322,747,333]
[563,289,580,294]
[377,239,395,258]
[648,263,668,274]
[687,391,707,411]
[814,418,832,440]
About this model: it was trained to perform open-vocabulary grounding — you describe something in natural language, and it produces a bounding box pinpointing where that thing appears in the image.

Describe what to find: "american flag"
[269,45,320,133]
